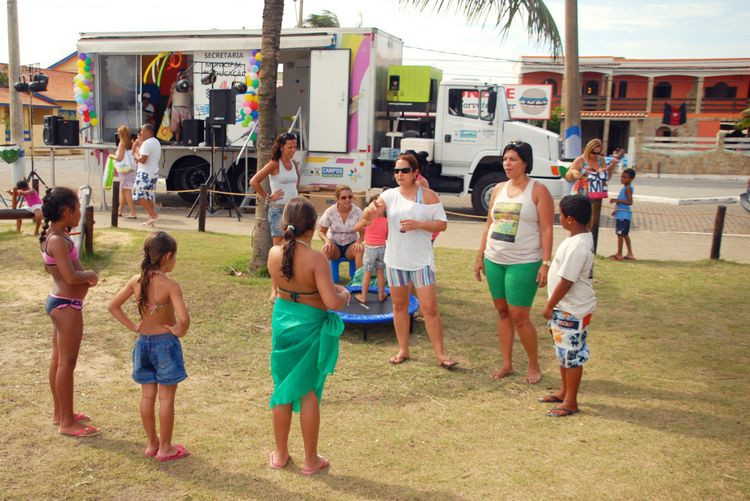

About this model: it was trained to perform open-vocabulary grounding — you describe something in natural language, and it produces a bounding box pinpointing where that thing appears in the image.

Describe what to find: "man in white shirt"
[132,123,161,225]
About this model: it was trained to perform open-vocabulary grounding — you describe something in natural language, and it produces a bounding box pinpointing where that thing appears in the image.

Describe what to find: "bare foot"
[157,444,180,458]
[378,293,389,302]
[624,255,636,260]
[58,421,99,436]
[269,450,289,469]
[301,455,329,475]
[526,368,543,384]
[490,366,514,380]
[609,254,624,261]
[355,293,367,304]
[389,352,410,364]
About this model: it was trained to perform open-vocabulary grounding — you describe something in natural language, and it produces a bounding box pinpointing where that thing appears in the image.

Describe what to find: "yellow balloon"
[255,53,263,62]
[90,118,99,126]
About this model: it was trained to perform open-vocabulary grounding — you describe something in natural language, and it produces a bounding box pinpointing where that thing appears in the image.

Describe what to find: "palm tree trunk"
[562,0,581,158]
[250,0,285,272]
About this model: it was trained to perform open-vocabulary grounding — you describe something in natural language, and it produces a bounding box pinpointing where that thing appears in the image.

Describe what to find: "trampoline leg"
[409,314,413,334]
[363,325,368,342]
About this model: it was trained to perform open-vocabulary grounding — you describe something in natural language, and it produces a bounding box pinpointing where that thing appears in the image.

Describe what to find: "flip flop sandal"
[301,456,329,476]
[144,449,158,458]
[59,425,101,437]
[156,444,190,462]
[389,355,410,365]
[439,359,459,370]
[546,407,580,417]
[269,451,290,469]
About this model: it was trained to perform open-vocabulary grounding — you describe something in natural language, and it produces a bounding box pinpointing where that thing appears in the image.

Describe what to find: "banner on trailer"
[505,84,553,120]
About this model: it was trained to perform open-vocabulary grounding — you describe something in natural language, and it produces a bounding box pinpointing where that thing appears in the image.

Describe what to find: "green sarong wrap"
[270,298,344,412]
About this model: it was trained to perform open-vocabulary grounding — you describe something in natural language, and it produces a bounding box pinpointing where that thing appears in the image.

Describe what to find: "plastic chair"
[330,257,356,283]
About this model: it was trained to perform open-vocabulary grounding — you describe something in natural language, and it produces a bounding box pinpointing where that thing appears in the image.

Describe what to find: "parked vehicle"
[77,27,566,213]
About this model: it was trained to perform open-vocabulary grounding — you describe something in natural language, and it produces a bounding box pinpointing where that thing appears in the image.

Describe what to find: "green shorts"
[484,258,542,307]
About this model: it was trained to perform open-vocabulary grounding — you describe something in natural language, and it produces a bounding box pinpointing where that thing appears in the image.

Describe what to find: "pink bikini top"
[41,235,79,266]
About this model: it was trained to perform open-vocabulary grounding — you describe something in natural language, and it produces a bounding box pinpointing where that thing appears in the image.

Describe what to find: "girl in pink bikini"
[40,187,100,437]
[108,231,191,462]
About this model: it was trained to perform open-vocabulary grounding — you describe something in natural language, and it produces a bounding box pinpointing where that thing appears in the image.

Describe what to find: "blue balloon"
[251,110,258,119]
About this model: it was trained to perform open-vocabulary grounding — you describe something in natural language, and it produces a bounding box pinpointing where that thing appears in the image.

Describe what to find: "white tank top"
[484,179,541,264]
[268,160,299,206]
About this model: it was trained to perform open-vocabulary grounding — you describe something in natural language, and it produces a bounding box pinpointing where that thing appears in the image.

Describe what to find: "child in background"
[541,195,596,417]
[40,187,100,437]
[10,180,43,235]
[108,231,191,462]
[353,194,389,303]
[609,168,636,260]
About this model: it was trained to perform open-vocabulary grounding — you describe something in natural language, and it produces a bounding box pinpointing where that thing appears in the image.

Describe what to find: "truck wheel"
[229,159,257,206]
[471,171,507,216]
[167,156,210,203]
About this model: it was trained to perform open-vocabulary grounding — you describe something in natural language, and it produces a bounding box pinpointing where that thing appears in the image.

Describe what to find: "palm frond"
[400,0,562,56]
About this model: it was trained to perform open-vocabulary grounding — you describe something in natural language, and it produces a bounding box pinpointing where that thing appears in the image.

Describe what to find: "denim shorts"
[548,310,591,369]
[132,333,187,385]
[267,205,285,237]
[615,219,631,236]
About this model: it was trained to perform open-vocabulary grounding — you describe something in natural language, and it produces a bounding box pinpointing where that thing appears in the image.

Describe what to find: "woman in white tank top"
[250,133,300,300]
[474,141,554,384]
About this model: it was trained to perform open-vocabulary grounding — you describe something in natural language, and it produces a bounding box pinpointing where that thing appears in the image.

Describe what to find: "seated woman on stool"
[319,185,364,272]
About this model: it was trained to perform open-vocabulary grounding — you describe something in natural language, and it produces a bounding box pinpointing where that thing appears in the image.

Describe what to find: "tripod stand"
[187,121,241,221]
[24,90,47,189]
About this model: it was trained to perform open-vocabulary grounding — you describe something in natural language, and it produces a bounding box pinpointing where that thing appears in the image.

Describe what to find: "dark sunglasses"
[280,132,297,141]
[393,167,413,174]
[507,140,525,147]
[339,195,353,200]
[592,150,603,155]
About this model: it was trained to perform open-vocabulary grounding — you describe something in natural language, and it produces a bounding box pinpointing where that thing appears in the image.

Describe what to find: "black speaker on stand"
[187,89,240,221]
[43,115,61,145]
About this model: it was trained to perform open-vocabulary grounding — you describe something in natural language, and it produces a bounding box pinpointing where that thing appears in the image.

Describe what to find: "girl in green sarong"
[267,197,351,475]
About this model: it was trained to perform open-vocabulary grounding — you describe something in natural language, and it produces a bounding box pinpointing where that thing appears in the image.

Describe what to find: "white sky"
[2,0,749,83]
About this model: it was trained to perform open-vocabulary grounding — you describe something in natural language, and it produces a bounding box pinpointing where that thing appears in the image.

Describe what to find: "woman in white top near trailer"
[251,133,300,299]
[358,154,458,369]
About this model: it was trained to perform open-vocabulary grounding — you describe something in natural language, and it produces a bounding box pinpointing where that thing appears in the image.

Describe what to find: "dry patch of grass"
[0,228,748,499]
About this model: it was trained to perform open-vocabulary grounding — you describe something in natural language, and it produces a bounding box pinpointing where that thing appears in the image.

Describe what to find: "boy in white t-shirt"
[541,195,596,417]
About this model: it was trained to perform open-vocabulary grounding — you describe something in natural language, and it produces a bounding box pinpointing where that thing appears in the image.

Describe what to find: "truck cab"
[384,74,566,215]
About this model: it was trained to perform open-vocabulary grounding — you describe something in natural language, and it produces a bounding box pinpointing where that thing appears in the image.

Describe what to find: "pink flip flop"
[59,425,101,438]
[301,456,329,476]
[269,451,290,469]
[156,444,190,462]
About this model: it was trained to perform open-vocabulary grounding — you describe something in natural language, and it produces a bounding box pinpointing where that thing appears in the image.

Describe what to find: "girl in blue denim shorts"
[109,231,192,462]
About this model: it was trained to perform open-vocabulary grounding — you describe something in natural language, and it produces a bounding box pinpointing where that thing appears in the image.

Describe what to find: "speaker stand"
[186,123,241,221]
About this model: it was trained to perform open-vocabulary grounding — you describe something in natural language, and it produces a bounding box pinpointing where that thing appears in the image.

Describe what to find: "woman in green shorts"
[474,141,554,384]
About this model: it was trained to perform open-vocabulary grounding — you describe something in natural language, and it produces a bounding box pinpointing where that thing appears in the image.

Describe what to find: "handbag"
[115,151,135,174]
[103,155,116,191]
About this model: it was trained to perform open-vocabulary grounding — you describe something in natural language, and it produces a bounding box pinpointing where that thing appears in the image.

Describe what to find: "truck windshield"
[448,88,495,122]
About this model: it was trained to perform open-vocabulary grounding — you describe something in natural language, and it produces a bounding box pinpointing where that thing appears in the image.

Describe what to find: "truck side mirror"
[487,90,497,114]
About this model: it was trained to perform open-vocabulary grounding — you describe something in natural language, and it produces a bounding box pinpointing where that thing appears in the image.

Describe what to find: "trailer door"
[309,49,350,152]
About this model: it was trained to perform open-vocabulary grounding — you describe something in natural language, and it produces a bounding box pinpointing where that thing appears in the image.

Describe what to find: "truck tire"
[229,158,257,206]
[471,171,507,216]
[167,156,210,203]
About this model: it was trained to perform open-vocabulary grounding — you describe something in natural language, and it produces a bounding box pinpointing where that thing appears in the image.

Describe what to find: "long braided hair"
[138,231,177,314]
[39,187,78,245]
[280,197,317,280]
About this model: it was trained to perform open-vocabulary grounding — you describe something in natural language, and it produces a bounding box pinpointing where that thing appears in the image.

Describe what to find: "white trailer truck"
[76,27,565,213]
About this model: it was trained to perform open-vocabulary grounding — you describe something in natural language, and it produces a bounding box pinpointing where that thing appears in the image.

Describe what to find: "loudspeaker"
[208,89,234,125]
[181,119,205,146]
[56,120,80,146]
[43,115,61,145]
[204,119,227,147]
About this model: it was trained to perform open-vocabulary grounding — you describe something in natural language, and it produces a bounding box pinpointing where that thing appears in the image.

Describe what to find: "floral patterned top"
[319,204,363,246]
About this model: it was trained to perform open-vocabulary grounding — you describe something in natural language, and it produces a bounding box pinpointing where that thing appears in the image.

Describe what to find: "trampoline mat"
[332,287,419,324]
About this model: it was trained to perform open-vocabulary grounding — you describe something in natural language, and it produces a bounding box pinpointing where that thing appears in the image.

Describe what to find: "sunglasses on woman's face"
[592,150,603,155]
[393,167,413,174]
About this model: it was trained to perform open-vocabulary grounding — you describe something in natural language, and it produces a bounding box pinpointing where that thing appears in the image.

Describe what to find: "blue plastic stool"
[330,257,356,283]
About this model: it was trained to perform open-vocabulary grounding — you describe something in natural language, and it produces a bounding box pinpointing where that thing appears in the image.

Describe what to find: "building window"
[705,82,737,99]
[583,80,598,96]
[618,81,628,98]
[653,82,671,99]
[543,78,558,96]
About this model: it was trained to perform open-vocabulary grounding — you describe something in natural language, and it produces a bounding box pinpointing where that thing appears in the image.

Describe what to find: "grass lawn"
[0,227,748,499]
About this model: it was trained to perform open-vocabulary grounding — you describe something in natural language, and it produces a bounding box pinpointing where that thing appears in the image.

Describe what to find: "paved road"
[3,156,749,264]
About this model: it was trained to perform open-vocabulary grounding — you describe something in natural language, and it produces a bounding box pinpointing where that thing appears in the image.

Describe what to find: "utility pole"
[6,0,26,183]
[297,0,304,27]
[562,0,581,158]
